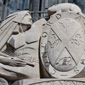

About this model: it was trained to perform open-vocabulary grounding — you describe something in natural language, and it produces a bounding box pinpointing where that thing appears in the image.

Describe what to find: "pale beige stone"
[0,11,47,85]
[48,3,82,16]
[40,11,85,79]
[0,11,33,82]
[24,3,85,85]
[23,78,85,85]
[0,3,85,85]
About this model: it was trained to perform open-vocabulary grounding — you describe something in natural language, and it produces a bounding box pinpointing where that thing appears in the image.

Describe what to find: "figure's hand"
[0,56,34,67]
[0,56,26,67]
[8,57,27,67]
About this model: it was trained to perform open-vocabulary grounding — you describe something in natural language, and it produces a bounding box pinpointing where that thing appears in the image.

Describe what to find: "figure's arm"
[0,52,34,67]
[25,18,47,44]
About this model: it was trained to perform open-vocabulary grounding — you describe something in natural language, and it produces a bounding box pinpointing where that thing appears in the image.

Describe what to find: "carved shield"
[40,12,85,78]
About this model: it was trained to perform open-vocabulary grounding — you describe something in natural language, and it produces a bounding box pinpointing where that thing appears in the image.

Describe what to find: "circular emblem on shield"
[40,12,85,78]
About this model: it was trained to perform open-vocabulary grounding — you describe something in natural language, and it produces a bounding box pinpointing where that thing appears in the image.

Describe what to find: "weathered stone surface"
[0,78,8,85]
[23,78,85,85]
[22,18,46,84]
[0,3,85,85]
[48,3,82,16]
[0,11,47,85]
[40,12,85,78]
[0,11,33,82]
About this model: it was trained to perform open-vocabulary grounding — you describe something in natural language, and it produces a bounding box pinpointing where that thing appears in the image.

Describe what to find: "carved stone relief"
[0,11,46,85]
[0,3,85,85]
[48,3,82,16]
[40,12,85,78]
[31,81,85,85]
[25,79,85,85]
[24,3,85,85]
[30,80,85,85]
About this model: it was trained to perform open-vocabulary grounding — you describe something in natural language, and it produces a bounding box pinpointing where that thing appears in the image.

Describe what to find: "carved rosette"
[40,12,85,78]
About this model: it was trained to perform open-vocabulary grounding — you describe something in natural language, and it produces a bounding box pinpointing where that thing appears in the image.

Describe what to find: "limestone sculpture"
[0,3,85,85]
[0,11,34,85]
[40,11,85,78]
[26,3,85,85]
[48,3,82,16]
[0,11,46,85]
